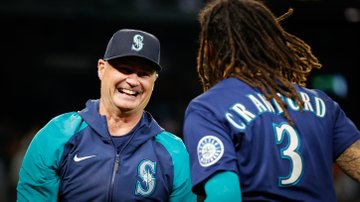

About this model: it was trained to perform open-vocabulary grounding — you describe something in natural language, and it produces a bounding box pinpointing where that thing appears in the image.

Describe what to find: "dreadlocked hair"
[197,0,322,124]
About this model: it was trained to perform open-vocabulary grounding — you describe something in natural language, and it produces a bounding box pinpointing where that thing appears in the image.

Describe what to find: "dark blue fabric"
[183,78,360,202]
[58,99,178,202]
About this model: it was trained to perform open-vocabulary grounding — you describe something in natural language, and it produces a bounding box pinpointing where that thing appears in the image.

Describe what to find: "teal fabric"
[17,112,87,202]
[155,131,196,202]
[204,171,242,202]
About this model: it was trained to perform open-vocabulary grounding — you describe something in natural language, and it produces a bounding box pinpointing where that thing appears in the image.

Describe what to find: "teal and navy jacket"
[17,99,195,202]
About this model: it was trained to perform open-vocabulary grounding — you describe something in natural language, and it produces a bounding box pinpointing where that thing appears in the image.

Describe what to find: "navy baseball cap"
[104,29,162,71]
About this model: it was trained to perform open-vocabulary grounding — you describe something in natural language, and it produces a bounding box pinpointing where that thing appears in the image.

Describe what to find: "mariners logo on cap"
[131,34,144,51]
[197,135,224,167]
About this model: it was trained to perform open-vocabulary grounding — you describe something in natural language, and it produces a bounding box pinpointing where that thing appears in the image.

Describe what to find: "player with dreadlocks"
[183,0,360,201]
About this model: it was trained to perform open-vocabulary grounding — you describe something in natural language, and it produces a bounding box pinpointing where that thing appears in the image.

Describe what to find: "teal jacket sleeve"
[17,112,86,202]
[155,131,197,202]
[204,171,242,202]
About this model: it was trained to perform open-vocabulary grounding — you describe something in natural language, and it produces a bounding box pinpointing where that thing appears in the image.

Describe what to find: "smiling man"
[17,29,196,202]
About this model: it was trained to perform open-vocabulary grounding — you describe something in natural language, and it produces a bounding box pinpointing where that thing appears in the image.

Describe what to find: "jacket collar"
[78,99,163,146]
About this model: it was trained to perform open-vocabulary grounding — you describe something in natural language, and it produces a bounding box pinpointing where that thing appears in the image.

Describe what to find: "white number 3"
[273,123,303,186]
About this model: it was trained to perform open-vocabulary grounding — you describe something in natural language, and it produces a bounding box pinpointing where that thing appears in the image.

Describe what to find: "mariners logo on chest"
[135,159,156,196]
[197,136,224,167]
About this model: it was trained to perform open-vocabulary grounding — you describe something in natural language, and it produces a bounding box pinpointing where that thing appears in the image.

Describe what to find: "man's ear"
[97,59,106,80]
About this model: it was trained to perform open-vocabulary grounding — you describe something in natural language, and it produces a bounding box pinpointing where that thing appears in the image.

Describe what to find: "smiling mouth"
[118,88,139,96]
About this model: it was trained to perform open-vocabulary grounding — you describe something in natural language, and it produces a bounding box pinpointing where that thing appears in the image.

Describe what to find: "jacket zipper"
[109,151,120,202]
[111,152,120,185]
[107,125,143,201]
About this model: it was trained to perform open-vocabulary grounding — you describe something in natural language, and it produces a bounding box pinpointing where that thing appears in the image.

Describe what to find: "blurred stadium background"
[0,0,359,201]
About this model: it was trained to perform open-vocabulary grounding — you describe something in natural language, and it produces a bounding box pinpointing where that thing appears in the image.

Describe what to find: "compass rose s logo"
[197,136,224,167]
[131,34,144,51]
[135,159,156,196]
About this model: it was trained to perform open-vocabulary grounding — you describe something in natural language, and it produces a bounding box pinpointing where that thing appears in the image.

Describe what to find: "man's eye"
[138,71,151,77]
[117,67,133,74]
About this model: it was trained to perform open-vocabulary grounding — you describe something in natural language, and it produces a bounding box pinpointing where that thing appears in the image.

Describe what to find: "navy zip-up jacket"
[17,99,195,202]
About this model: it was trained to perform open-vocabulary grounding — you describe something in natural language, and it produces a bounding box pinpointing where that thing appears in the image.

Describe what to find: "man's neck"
[106,114,141,136]
[99,101,143,136]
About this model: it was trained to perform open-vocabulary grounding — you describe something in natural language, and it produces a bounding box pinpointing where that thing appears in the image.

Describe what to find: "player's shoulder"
[155,131,185,146]
[44,112,86,130]
[50,111,82,123]
[297,85,337,107]
[187,78,252,114]
[155,131,188,154]
[35,112,87,142]
[26,112,88,166]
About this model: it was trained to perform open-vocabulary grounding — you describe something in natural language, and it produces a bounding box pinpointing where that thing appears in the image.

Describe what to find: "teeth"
[121,88,137,95]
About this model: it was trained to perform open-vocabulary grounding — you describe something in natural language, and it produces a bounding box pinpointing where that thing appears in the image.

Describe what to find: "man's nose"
[125,73,140,86]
